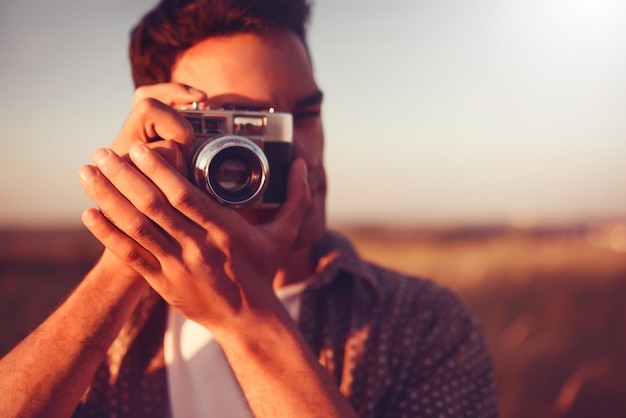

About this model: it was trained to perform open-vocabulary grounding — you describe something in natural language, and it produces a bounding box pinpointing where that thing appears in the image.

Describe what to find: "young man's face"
[171,30,326,247]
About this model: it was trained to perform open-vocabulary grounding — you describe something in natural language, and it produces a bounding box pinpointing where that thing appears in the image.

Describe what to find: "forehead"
[171,31,319,111]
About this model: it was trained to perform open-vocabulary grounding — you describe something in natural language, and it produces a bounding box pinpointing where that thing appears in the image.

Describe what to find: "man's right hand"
[79,121,311,337]
[0,84,211,418]
[112,83,208,164]
[96,83,209,280]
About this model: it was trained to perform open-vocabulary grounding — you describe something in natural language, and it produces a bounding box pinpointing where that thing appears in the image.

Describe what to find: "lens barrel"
[192,135,270,208]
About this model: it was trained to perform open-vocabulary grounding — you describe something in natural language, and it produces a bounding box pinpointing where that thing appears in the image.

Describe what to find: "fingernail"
[92,148,109,166]
[129,144,146,161]
[78,165,97,183]
[81,208,98,225]
[187,87,206,98]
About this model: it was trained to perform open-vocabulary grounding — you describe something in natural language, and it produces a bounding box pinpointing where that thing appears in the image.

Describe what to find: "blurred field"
[2,222,626,418]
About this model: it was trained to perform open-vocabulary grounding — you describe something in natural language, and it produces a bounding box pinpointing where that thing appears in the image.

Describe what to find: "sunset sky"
[1,0,625,227]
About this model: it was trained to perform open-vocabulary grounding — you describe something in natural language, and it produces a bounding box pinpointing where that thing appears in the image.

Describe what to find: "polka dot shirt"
[73,232,497,417]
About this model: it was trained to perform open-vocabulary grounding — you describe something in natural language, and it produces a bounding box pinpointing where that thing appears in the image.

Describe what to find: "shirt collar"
[309,230,380,294]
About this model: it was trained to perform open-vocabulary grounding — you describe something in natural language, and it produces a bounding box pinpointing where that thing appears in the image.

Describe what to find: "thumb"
[264,158,311,245]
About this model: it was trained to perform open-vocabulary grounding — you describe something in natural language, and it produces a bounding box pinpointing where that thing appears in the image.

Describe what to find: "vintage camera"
[180,108,293,209]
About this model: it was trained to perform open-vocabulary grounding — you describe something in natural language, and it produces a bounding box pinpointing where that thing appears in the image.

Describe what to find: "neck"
[272,245,314,290]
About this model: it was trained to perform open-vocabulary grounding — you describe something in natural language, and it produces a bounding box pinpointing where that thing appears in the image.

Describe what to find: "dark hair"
[129,0,312,87]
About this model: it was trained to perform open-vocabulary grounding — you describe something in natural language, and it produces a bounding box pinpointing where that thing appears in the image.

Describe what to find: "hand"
[90,84,207,278]
[111,82,207,158]
[78,143,311,332]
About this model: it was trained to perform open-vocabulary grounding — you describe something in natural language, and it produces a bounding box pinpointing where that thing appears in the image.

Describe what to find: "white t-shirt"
[164,281,308,418]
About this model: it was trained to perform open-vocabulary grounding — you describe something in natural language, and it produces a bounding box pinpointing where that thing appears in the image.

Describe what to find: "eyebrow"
[212,90,324,112]
[294,89,324,109]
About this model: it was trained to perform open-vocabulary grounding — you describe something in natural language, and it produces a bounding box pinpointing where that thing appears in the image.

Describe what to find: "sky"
[1,0,625,227]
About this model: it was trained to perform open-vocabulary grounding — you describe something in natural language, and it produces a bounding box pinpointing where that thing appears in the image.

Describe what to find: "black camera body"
[180,109,293,209]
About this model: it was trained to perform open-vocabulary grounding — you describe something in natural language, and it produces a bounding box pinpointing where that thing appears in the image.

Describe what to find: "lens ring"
[209,147,263,201]
[191,135,269,208]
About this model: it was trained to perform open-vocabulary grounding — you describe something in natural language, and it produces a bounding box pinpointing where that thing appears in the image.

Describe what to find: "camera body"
[180,108,293,209]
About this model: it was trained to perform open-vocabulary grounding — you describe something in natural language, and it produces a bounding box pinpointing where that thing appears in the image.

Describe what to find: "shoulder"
[365,262,494,377]
[366,264,497,415]
[313,231,481,336]
[310,232,497,415]
[369,262,473,329]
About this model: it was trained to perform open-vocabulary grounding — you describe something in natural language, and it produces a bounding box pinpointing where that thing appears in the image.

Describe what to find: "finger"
[78,159,177,258]
[81,204,160,275]
[264,158,311,245]
[112,98,196,157]
[128,143,236,229]
[89,148,194,248]
[146,140,188,177]
[132,83,207,110]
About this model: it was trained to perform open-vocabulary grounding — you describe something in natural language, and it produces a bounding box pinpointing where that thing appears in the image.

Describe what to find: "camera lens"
[213,156,251,192]
[208,147,264,203]
[192,135,269,208]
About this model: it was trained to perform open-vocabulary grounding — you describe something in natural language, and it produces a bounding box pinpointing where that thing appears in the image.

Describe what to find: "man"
[0,0,497,417]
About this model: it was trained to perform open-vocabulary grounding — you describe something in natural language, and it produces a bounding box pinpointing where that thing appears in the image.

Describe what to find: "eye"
[293,109,322,120]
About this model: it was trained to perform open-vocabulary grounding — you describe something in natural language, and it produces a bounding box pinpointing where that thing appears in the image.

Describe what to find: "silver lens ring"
[192,135,270,208]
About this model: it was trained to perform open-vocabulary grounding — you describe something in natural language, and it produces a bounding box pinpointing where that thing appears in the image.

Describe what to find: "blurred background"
[1,0,625,416]
[1,0,625,226]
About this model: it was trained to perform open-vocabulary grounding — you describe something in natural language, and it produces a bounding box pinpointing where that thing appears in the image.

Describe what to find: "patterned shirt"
[74,231,498,417]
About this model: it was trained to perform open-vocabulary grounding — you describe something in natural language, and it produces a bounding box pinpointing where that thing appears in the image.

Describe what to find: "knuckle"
[125,215,153,240]
[133,86,152,103]
[138,192,165,218]
[133,97,163,115]
[189,242,220,269]
[118,243,145,266]
[100,158,125,180]
[210,229,234,254]
[170,187,195,211]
